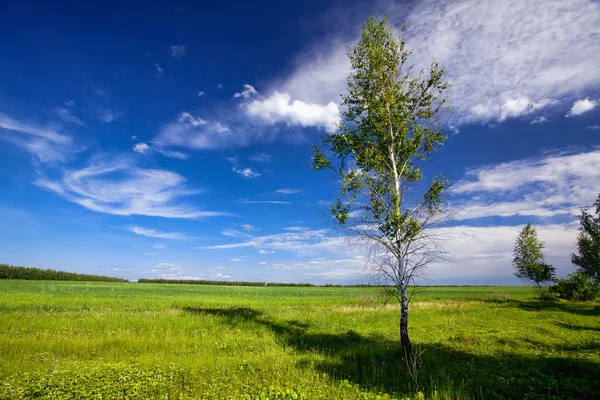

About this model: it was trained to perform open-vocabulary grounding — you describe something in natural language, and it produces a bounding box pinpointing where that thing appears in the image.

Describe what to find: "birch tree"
[311,17,450,358]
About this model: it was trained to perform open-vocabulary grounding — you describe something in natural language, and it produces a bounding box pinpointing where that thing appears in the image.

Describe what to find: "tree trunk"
[400,287,412,358]
[537,283,544,301]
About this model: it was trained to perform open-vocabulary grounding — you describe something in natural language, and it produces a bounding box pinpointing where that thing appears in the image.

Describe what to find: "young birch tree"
[311,17,450,358]
[513,223,556,300]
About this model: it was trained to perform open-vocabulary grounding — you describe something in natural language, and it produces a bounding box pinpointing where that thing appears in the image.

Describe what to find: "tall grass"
[0,281,598,399]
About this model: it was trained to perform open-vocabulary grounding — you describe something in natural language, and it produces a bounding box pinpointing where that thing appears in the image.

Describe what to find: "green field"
[0,281,598,399]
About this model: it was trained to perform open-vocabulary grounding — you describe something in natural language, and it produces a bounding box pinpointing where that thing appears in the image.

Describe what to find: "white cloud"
[55,107,85,126]
[198,90,205,98]
[153,244,166,249]
[450,149,600,220]
[155,63,164,78]
[216,273,232,278]
[248,152,272,163]
[98,110,118,123]
[241,224,257,231]
[232,166,261,178]
[567,98,597,116]
[272,0,600,124]
[214,122,229,133]
[0,113,73,163]
[178,112,206,126]
[448,125,459,134]
[131,135,137,140]
[471,97,557,121]
[239,200,290,204]
[246,92,340,133]
[229,258,243,262]
[133,142,150,153]
[427,224,578,282]
[233,84,258,99]
[283,226,309,232]
[34,158,229,219]
[275,188,302,195]
[126,225,189,240]
[530,116,548,124]
[170,45,186,59]
[588,125,600,130]
[259,249,275,254]
[157,149,190,160]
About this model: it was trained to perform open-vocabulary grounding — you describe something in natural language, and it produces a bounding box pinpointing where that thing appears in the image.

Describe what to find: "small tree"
[572,194,600,283]
[513,223,555,299]
[312,17,450,358]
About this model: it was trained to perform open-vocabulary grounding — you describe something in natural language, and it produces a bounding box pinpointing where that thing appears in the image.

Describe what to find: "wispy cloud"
[450,149,600,220]
[248,152,272,163]
[170,45,186,59]
[275,188,302,195]
[270,0,600,125]
[153,244,166,249]
[241,224,257,232]
[232,166,261,178]
[233,84,258,99]
[530,116,548,124]
[55,107,85,126]
[588,125,600,130]
[239,200,291,205]
[35,158,229,218]
[155,63,164,78]
[0,113,74,163]
[126,226,190,240]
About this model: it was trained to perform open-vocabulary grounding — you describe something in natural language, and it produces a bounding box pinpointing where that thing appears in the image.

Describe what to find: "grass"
[0,281,598,399]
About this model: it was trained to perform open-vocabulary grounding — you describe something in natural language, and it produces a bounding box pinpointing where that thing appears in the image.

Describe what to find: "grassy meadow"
[0,281,598,399]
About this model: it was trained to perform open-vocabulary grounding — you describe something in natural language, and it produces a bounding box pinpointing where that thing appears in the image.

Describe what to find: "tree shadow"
[183,306,600,399]
[478,298,600,317]
[554,322,600,333]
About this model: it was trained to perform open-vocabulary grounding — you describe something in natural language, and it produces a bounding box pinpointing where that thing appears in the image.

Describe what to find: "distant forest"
[0,264,128,282]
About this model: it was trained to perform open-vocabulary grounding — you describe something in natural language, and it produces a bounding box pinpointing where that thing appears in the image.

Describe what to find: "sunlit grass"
[0,281,598,399]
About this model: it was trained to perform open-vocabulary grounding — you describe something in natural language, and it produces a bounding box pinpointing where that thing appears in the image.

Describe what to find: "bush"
[550,271,600,301]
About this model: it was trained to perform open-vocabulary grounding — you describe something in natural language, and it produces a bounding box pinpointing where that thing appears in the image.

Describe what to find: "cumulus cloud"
[233,84,258,99]
[246,92,340,133]
[450,149,600,220]
[126,225,190,240]
[133,142,150,153]
[34,158,229,218]
[567,98,597,116]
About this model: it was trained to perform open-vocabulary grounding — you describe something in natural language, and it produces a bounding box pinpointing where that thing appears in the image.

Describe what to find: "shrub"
[550,271,600,301]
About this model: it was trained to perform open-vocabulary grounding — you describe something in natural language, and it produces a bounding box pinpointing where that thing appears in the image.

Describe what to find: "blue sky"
[1,0,599,284]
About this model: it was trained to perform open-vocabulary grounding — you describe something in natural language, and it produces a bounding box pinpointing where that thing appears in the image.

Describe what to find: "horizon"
[1,0,599,285]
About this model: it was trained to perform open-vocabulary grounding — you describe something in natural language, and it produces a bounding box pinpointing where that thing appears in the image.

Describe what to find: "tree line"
[0,264,128,282]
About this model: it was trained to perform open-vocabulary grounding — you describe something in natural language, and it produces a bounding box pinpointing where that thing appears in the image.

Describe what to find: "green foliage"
[312,17,449,239]
[572,194,600,282]
[0,364,191,399]
[0,264,127,282]
[512,224,555,298]
[551,271,600,301]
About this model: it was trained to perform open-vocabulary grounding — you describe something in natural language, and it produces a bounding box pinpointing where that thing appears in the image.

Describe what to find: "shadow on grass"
[183,306,600,399]
[479,298,600,317]
[555,322,600,333]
